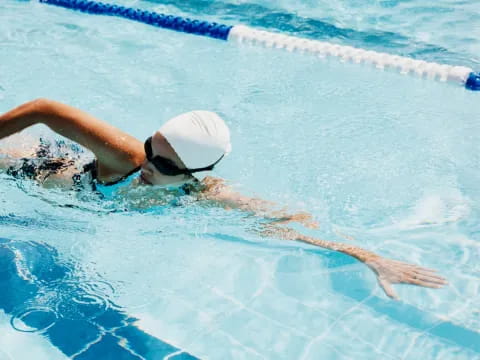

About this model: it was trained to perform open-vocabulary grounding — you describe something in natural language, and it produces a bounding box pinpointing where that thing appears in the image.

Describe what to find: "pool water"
[146,0,480,68]
[1,0,479,359]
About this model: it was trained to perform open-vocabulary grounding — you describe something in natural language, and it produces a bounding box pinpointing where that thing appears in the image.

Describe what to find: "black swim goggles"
[144,136,224,176]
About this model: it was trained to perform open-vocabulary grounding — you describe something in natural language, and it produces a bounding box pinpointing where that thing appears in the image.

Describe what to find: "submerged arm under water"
[199,177,448,300]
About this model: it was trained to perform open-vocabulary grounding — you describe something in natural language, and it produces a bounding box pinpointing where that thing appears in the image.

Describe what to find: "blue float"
[466,72,480,91]
[39,0,232,40]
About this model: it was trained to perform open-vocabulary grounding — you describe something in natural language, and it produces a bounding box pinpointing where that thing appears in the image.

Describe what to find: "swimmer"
[0,99,447,300]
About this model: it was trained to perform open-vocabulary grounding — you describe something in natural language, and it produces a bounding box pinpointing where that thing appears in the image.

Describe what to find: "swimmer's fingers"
[390,260,439,274]
[405,278,445,288]
[366,256,447,299]
[405,264,448,287]
[404,272,448,288]
[269,212,319,229]
[378,276,399,300]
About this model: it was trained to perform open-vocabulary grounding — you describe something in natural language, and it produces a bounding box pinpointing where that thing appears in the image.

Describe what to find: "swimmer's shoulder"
[197,176,233,202]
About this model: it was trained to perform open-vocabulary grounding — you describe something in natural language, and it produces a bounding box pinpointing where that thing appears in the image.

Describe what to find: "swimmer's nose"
[141,160,154,175]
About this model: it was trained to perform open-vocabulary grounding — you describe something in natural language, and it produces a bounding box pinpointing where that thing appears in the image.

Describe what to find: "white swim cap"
[156,110,232,180]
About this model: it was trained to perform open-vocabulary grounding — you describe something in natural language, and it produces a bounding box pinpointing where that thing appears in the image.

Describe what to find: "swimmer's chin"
[133,174,193,189]
[132,175,152,186]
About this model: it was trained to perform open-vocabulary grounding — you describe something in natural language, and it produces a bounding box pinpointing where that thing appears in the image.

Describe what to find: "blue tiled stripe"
[326,250,480,354]
[0,238,199,360]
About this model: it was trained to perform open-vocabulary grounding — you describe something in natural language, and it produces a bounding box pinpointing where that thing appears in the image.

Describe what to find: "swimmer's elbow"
[28,98,54,114]
[30,98,51,106]
[27,98,68,125]
[0,99,51,138]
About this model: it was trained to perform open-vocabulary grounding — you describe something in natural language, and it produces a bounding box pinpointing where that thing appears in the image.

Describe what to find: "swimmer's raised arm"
[0,99,145,182]
[200,177,447,300]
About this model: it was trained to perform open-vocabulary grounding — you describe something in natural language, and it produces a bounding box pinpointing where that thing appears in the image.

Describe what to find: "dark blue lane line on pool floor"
[327,254,480,354]
[2,234,478,357]
[0,237,199,360]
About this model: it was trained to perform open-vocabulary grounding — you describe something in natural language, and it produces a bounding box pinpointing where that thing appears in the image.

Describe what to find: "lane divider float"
[40,0,480,91]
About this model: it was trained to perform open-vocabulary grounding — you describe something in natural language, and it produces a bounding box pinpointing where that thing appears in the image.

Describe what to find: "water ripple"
[10,307,57,334]
[51,280,114,320]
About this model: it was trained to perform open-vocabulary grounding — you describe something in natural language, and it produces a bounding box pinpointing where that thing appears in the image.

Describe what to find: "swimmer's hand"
[364,256,447,300]
[260,225,447,300]
[268,212,319,229]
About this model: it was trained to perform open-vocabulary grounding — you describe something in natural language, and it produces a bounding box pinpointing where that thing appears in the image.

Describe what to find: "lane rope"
[40,0,480,91]
[39,0,232,40]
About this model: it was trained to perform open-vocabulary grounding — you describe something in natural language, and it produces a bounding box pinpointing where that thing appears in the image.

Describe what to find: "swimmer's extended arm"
[200,176,319,228]
[0,99,145,182]
[261,225,447,300]
[201,177,447,300]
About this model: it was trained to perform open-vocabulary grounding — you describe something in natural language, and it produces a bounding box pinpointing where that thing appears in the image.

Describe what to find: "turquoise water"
[1,1,480,359]
[140,0,480,68]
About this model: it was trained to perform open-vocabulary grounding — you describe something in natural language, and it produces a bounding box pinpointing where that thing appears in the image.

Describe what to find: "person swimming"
[0,98,447,300]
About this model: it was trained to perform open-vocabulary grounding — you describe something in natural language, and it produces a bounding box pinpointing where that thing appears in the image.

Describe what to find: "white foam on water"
[383,189,471,231]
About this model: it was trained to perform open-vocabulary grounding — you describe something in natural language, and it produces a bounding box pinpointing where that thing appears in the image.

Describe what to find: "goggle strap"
[186,154,225,174]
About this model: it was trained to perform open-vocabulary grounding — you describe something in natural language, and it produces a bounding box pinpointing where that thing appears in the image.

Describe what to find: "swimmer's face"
[140,133,193,186]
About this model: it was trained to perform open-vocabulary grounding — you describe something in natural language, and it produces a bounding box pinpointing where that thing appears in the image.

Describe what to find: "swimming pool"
[1,0,480,359]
